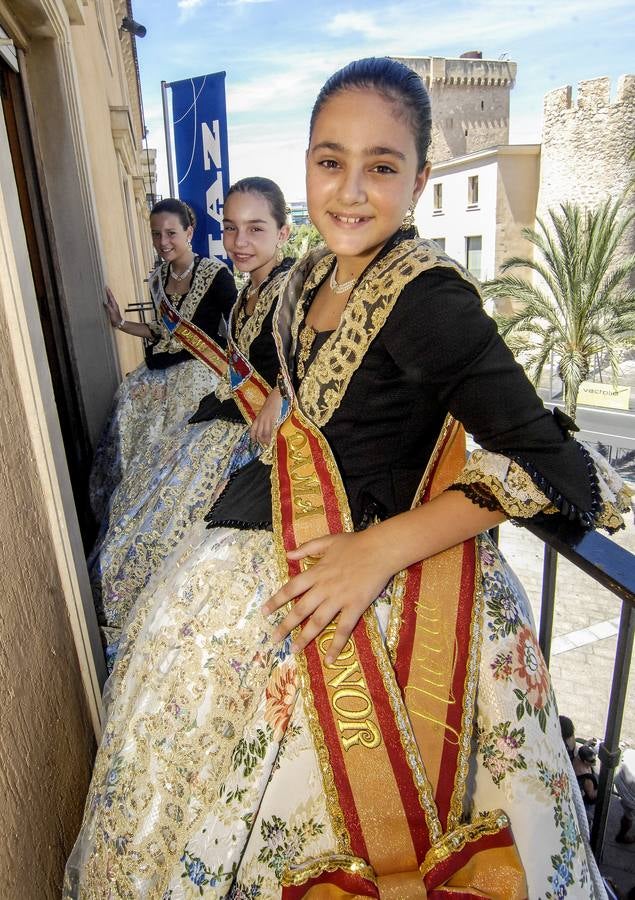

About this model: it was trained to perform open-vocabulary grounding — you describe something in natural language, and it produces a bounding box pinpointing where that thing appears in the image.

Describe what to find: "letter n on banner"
[169,72,230,264]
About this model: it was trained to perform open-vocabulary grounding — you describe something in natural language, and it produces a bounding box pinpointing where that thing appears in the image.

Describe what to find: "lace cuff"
[449,446,632,534]
[582,442,633,533]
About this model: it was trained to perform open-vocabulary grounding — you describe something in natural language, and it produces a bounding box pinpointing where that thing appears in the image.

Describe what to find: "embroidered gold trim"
[365,608,443,845]
[215,269,287,402]
[272,409,370,854]
[596,484,632,532]
[419,810,511,877]
[295,241,481,427]
[295,650,353,857]
[271,419,353,856]
[447,554,484,832]
[214,284,250,401]
[281,852,377,887]
[149,256,224,356]
[452,449,559,518]
[385,568,407,662]
[296,324,317,381]
[235,269,286,358]
[387,415,457,655]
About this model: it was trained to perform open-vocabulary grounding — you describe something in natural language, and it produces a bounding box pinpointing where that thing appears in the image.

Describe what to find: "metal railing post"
[591,599,635,860]
[539,544,558,668]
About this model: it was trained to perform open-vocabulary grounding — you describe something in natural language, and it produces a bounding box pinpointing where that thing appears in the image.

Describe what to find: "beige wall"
[495,151,540,264]
[9,0,151,442]
[70,0,150,376]
[0,0,156,893]
[0,297,96,899]
[0,87,100,896]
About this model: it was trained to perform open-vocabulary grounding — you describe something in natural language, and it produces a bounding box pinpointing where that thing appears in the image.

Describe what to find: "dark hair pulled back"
[310,57,432,171]
[225,177,288,229]
[150,198,196,230]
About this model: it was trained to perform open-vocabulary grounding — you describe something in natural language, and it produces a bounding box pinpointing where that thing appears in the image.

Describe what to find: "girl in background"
[89,179,291,665]
[89,198,236,523]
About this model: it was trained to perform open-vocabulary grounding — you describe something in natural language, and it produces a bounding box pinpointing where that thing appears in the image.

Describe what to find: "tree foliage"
[283,223,324,260]
[484,199,635,418]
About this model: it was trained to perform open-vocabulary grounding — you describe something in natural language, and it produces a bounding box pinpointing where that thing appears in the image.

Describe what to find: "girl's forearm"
[116,320,154,340]
[362,489,506,576]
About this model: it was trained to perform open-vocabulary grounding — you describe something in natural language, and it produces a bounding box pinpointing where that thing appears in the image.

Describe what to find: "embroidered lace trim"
[292,239,480,428]
[450,447,631,533]
[151,257,224,355]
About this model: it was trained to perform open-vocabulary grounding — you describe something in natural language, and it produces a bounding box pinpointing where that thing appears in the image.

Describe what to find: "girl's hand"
[250,386,282,446]
[262,529,393,664]
[104,286,123,327]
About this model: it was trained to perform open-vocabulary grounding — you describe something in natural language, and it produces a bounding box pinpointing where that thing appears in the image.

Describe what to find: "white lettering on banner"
[201,118,227,261]
[202,121,221,170]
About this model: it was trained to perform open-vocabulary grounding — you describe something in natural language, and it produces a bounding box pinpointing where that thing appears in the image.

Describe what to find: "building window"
[468,175,479,206]
[466,236,482,279]
[433,183,442,211]
[432,238,445,251]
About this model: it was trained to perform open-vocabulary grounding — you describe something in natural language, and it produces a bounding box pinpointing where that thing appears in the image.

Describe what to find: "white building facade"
[416,145,540,310]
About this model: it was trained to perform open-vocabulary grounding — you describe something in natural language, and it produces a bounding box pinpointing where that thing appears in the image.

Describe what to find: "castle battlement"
[401,56,516,88]
[396,54,516,163]
[544,75,635,114]
[538,72,635,234]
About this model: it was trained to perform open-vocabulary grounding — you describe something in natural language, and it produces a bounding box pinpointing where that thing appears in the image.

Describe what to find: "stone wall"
[398,56,516,163]
[537,75,635,279]
[538,75,635,217]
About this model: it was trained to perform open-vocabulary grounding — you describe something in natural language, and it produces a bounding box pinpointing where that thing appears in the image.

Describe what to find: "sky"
[132,0,634,204]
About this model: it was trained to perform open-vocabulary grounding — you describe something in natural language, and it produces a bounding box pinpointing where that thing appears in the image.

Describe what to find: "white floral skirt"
[89,359,219,525]
[89,419,255,667]
[65,526,605,899]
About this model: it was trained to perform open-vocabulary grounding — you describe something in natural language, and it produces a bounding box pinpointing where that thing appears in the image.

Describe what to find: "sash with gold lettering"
[271,242,528,899]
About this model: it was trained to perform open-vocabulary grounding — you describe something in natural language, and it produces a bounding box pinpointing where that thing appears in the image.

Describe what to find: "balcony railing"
[492,517,635,863]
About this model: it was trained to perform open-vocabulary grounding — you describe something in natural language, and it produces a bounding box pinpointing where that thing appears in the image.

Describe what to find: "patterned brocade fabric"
[451,445,632,533]
[64,527,605,898]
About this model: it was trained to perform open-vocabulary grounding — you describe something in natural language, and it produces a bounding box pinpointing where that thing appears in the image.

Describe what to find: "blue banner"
[170,72,230,264]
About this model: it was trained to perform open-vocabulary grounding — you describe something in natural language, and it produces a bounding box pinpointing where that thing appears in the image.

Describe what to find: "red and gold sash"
[155,289,271,420]
[271,243,527,899]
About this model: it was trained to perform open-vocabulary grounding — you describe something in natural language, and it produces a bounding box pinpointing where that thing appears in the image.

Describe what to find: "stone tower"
[397,54,517,164]
[537,75,635,216]
[537,75,635,273]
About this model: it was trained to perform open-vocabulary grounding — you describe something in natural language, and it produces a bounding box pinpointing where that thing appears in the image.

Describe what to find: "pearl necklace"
[329,263,356,294]
[170,258,195,282]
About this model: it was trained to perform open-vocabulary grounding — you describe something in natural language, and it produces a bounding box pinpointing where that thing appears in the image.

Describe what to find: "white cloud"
[322,0,632,54]
[228,129,308,200]
[177,0,207,22]
[325,11,383,39]
[226,56,334,114]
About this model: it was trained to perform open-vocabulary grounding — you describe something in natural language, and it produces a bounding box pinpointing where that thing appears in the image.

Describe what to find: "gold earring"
[276,244,284,263]
[401,203,416,230]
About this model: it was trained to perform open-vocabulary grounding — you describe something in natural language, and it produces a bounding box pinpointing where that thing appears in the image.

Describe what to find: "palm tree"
[485,199,635,419]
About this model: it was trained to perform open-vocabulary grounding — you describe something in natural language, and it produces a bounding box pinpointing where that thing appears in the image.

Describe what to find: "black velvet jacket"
[207,238,598,531]
[145,258,236,370]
